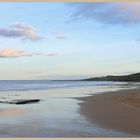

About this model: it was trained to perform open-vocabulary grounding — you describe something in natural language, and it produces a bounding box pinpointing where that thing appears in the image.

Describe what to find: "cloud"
[0,49,58,58]
[33,52,58,56]
[0,23,42,41]
[53,32,67,39]
[0,49,30,58]
[46,53,58,56]
[67,2,140,25]
[136,38,140,42]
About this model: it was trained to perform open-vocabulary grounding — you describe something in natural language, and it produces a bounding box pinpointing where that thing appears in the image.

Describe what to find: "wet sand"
[78,88,140,136]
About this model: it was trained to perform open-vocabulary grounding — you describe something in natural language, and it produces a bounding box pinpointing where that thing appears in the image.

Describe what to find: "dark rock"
[0,99,41,105]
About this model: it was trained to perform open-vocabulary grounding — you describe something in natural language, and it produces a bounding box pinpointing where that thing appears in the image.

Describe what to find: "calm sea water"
[0,80,137,91]
[0,80,139,137]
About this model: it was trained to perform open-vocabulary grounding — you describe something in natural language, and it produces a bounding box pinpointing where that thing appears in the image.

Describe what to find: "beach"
[0,80,138,137]
[78,88,140,136]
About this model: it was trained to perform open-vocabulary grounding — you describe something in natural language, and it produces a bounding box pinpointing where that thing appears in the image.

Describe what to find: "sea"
[0,80,139,137]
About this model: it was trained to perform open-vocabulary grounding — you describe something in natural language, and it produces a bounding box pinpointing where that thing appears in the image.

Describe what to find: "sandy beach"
[78,88,140,136]
[0,81,138,137]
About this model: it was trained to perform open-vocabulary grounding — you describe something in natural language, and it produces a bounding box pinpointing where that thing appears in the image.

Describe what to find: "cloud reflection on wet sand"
[0,108,25,117]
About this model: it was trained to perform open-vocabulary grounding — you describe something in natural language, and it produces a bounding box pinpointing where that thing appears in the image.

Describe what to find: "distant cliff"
[84,73,140,81]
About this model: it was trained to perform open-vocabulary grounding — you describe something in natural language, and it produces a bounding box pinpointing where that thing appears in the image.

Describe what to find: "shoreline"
[77,88,140,136]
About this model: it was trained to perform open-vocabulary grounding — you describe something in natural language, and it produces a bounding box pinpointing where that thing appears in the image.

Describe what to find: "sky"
[0,2,140,80]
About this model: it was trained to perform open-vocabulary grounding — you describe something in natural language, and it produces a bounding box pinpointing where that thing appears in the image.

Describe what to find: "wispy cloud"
[46,53,58,56]
[136,38,140,42]
[33,52,58,57]
[0,49,30,58]
[67,3,140,25]
[0,48,58,58]
[0,23,42,41]
[53,32,67,40]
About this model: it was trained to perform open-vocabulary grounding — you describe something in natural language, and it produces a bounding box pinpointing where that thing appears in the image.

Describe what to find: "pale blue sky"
[0,2,140,80]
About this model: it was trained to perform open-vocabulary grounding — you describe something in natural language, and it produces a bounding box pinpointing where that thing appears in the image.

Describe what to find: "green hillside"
[85,73,140,81]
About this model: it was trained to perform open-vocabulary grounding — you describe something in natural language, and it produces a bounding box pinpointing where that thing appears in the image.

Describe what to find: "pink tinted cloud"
[0,49,58,58]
